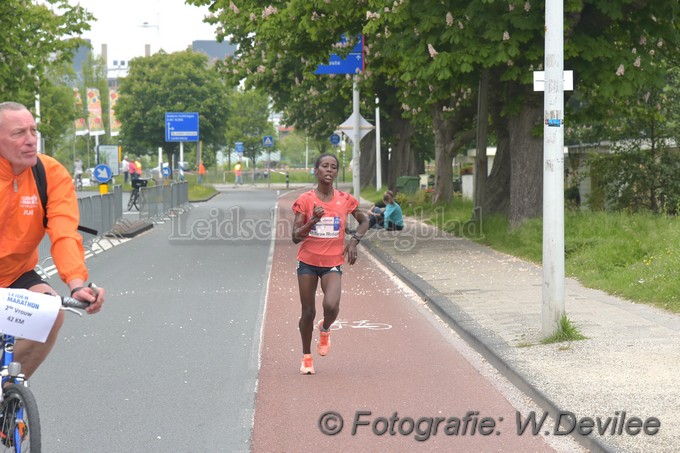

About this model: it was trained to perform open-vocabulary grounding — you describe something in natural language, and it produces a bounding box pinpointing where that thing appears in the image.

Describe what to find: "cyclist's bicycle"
[73,173,83,191]
[0,284,95,452]
[127,178,147,211]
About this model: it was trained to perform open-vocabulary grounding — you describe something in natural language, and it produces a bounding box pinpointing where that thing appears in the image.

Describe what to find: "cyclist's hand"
[71,285,105,314]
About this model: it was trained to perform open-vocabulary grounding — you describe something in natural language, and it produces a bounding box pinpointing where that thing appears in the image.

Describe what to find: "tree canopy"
[115,50,229,167]
[0,0,92,104]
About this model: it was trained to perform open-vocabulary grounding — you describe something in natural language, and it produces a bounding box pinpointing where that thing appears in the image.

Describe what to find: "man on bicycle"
[0,102,105,379]
[73,158,83,190]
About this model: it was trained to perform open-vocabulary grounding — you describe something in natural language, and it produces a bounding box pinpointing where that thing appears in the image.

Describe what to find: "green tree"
[189,0,423,191]
[194,1,680,225]
[0,0,92,103]
[367,0,680,224]
[224,88,276,171]
[277,131,307,168]
[588,64,680,213]
[115,50,229,169]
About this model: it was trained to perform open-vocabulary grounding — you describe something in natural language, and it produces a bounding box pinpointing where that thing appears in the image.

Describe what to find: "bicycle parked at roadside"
[0,284,96,452]
[127,178,147,211]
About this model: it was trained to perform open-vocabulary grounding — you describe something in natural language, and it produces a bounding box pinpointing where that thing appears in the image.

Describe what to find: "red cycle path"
[252,192,556,452]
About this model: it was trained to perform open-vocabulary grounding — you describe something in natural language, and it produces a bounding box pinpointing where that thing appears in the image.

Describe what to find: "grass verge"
[386,193,680,313]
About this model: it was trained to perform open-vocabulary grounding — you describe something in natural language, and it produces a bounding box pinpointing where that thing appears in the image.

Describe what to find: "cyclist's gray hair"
[0,102,29,126]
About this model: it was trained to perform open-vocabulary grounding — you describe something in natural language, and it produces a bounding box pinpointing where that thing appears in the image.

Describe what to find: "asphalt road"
[32,190,277,452]
[27,187,582,452]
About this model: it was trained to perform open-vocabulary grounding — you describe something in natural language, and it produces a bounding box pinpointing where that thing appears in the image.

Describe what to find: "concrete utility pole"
[542,1,566,336]
[375,97,382,191]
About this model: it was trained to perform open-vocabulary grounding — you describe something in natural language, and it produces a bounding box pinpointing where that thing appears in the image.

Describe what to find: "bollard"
[286,172,289,189]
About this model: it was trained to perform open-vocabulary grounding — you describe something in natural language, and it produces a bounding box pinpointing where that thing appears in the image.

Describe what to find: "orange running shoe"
[300,354,315,375]
[317,319,331,356]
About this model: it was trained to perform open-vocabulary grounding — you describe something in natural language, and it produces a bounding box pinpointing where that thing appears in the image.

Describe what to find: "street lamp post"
[140,21,160,54]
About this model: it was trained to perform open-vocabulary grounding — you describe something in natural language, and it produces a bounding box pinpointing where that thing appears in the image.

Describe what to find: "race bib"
[0,289,61,343]
[310,216,340,238]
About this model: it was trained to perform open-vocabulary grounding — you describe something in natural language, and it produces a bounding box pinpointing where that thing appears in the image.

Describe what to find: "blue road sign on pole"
[315,35,364,75]
[235,142,244,153]
[93,164,112,183]
[165,112,199,142]
[262,135,274,147]
[330,133,341,146]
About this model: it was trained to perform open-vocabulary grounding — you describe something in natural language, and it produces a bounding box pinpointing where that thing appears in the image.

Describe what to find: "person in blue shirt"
[368,191,404,231]
[382,191,404,231]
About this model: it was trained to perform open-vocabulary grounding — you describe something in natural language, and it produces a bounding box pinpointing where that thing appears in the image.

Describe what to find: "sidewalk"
[361,216,679,453]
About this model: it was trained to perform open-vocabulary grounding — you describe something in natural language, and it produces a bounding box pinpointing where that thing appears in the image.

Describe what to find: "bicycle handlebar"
[60,283,99,311]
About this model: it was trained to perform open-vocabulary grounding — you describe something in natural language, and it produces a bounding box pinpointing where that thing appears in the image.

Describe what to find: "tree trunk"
[484,100,511,216]
[474,69,490,219]
[508,103,544,227]
[386,117,415,192]
[431,106,477,204]
[431,108,456,203]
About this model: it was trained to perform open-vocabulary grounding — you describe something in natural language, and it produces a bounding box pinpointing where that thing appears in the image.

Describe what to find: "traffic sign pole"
[352,79,361,199]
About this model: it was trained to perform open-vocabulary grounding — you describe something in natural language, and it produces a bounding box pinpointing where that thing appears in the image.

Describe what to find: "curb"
[363,237,614,453]
[107,220,154,238]
[189,191,221,203]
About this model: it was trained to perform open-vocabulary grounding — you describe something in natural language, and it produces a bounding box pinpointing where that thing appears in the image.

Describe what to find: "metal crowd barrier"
[138,181,191,223]
[37,182,190,271]
[37,186,122,272]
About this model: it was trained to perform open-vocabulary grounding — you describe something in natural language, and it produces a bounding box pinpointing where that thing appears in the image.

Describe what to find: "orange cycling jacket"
[0,155,87,287]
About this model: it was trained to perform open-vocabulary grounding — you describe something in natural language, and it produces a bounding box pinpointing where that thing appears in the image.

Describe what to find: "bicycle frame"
[0,334,26,391]
[0,334,29,452]
[0,287,93,451]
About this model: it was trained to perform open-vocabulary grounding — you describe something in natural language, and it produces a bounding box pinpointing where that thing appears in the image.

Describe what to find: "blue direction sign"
[162,166,171,177]
[316,35,364,75]
[262,135,274,147]
[93,164,112,183]
[165,112,199,142]
[235,142,244,153]
[330,133,341,146]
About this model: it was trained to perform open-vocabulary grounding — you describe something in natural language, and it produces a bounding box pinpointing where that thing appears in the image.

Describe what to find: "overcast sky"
[68,0,218,66]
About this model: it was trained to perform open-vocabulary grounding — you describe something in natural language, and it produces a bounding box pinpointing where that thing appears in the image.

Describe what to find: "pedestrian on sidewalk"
[292,153,369,375]
[234,161,243,186]
[121,156,130,184]
[198,160,206,184]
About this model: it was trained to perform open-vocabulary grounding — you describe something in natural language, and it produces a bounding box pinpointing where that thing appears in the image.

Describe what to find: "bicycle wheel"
[137,191,146,211]
[127,190,138,211]
[0,384,41,452]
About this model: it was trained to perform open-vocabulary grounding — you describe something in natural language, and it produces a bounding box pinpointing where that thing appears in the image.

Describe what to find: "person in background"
[72,158,83,190]
[198,160,206,184]
[368,191,404,231]
[234,161,243,186]
[128,158,138,181]
[0,101,105,379]
[381,191,404,231]
[366,190,393,229]
[121,156,130,184]
[134,157,142,179]
[292,153,369,375]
